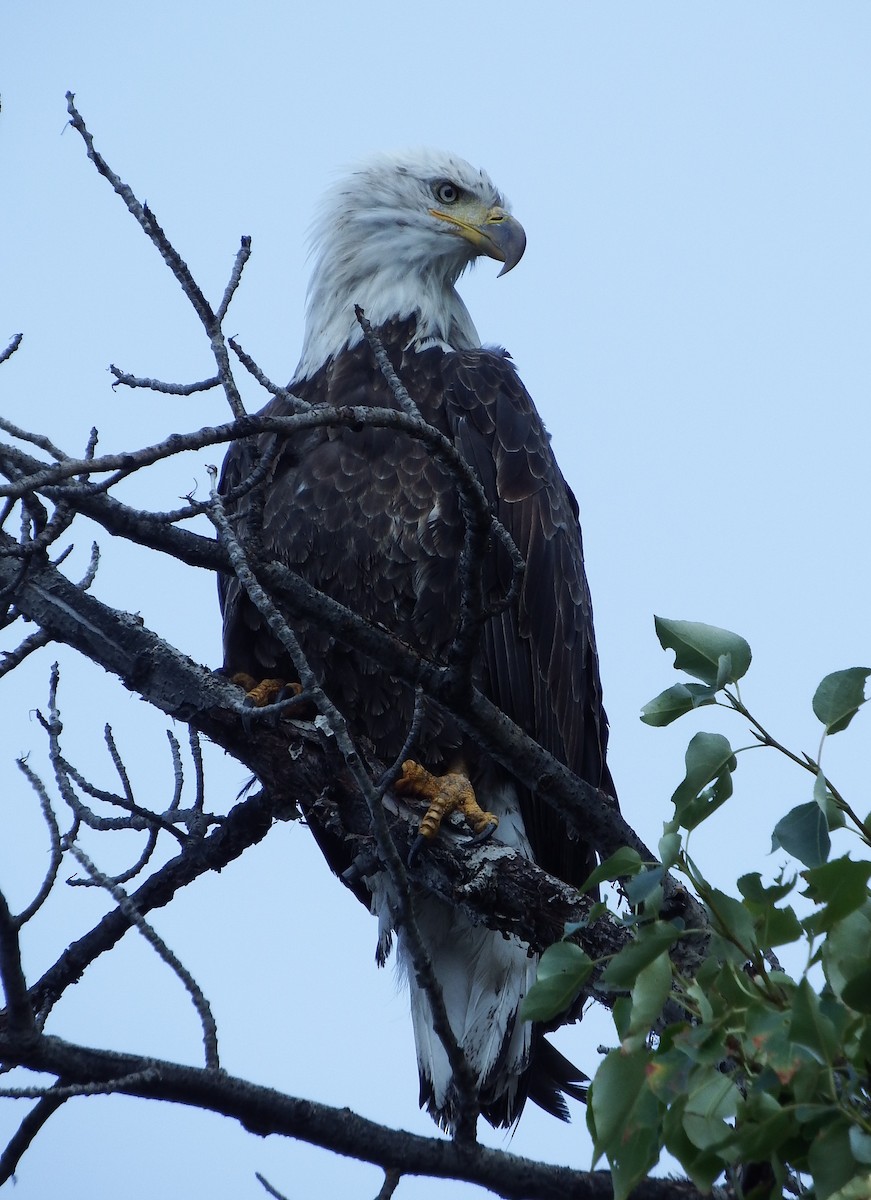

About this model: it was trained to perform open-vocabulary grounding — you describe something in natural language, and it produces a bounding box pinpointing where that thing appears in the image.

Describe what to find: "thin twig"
[82,427,99,463]
[0,1090,67,1185]
[66,94,214,330]
[66,843,220,1069]
[78,542,101,589]
[97,827,160,887]
[166,731,184,812]
[58,753,189,845]
[65,94,248,419]
[104,724,135,806]
[216,237,252,324]
[110,366,221,395]
[187,727,205,814]
[356,307,422,418]
[0,417,68,463]
[255,1173,291,1200]
[229,337,310,410]
[0,629,53,679]
[12,758,63,926]
[0,333,23,367]
[0,1068,161,1102]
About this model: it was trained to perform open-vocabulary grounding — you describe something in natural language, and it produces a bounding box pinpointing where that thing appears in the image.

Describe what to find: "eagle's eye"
[433,180,460,205]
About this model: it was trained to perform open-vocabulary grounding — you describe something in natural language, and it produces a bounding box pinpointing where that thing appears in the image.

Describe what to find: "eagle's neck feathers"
[295,238,480,382]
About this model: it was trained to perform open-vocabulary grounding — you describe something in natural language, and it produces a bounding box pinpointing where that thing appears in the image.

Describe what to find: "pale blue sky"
[1,4,870,1197]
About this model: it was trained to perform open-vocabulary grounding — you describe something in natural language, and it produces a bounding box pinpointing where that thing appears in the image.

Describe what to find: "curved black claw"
[407,833,428,868]
[241,695,257,738]
[469,822,498,847]
[241,685,303,735]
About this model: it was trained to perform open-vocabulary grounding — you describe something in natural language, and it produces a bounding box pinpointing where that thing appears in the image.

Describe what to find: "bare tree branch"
[65,92,248,420]
[0,415,67,462]
[65,844,220,1070]
[0,1089,68,1186]
[0,334,23,367]
[11,758,63,927]
[0,1030,718,1200]
[65,94,214,331]
[229,336,309,408]
[109,366,221,395]
[0,891,34,1038]
[216,236,252,323]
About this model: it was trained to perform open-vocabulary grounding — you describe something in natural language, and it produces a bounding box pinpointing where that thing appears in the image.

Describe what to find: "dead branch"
[0,335,23,367]
[0,1028,719,1200]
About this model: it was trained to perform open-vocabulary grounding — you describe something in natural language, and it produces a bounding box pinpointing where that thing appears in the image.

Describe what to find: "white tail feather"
[371,782,536,1128]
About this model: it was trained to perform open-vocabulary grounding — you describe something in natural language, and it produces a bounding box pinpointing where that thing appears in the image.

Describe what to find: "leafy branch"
[524,618,871,1199]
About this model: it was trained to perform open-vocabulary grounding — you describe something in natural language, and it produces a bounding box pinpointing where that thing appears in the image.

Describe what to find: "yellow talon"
[395,760,499,842]
[231,673,302,708]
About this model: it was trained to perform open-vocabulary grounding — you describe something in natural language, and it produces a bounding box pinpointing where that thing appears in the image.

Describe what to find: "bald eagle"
[219,151,615,1131]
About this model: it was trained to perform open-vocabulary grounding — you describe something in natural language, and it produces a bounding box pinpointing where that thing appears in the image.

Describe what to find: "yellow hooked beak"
[429,204,527,276]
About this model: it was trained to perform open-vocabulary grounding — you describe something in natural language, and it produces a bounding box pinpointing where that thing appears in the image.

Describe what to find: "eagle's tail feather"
[525,1036,589,1122]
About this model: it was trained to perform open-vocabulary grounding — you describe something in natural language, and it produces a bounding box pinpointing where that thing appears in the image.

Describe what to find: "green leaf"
[812,667,871,735]
[671,733,737,830]
[588,1047,662,1200]
[809,1119,855,1199]
[737,871,795,908]
[772,802,831,867]
[703,888,758,954]
[804,858,871,932]
[520,942,592,1022]
[624,866,665,906]
[662,1099,728,1191]
[682,1070,742,1152]
[628,950,673,1037]
[733,1090,794,1159]
[829,1175,871,1200]
[654,617,752,686]
[645,1048,693,1105]
[599,922,680,990]
[789,978,841,1063]
[822,902,871,1009]
[563,899,609,935]
[841,970,871,1013]
[814,770,847,830]
[640,682,717,727]
[581,846,643,891]
[759,904,803,947]
[658,830,682,868]
[848,1128,871,1166]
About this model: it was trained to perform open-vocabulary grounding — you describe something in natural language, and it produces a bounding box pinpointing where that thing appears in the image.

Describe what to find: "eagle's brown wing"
[438,347,614,886]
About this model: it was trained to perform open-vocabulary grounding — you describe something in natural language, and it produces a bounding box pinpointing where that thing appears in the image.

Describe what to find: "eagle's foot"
[396,760,498,865]
[230,673,309,732]
[230,672,303,708]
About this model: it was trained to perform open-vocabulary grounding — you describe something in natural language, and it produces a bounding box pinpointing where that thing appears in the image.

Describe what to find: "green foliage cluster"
[522,620,871,1199]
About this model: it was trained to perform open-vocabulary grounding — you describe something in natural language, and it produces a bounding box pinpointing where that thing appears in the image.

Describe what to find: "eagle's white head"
[294,150,526,381]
